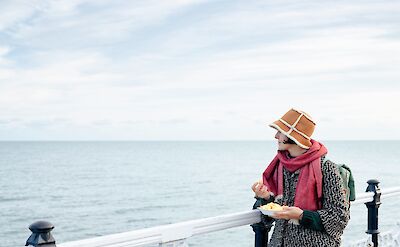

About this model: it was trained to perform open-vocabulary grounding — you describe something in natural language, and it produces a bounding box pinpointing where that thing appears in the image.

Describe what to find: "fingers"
[260,186,268,196]
[273,210,291,220]
[258,182,267,192]
[252,181,271,199]
[252,181,262,192]
[262,186,269,192]
[271,207,302,220]
[271,211,286,219]
[251,182,258,192]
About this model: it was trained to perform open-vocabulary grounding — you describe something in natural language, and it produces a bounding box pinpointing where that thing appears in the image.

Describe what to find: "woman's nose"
[274,132,279,139]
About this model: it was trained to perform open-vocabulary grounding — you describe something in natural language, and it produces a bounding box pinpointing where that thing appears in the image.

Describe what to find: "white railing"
[55,187,400,247]
[351,187,400,205]
[59,211,261,247]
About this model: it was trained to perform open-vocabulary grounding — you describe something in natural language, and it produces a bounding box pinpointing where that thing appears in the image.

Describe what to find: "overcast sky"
[0,0,399,140]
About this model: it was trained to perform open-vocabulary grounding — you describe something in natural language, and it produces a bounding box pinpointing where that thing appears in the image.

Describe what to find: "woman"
[252,108,350,246]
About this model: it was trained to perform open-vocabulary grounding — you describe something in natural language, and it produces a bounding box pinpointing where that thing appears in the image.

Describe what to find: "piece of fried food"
[260,202,283,211]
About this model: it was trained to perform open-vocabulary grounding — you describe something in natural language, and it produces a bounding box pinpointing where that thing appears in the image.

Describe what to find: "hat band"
[278,117,311,140]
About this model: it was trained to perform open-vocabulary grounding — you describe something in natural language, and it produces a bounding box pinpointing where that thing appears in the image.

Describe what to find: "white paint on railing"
[57,187,400,247]
[58,210,260,247]
[381,187,400,194]
[352,192,374,205]
[351,186,400,205]
[381,187,400,200]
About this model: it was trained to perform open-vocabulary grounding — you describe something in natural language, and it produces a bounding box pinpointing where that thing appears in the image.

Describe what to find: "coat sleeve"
[300,210,324,231]
[317,160,350,239]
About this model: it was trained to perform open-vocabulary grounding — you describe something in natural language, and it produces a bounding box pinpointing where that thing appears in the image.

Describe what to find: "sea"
[1,141,399,247]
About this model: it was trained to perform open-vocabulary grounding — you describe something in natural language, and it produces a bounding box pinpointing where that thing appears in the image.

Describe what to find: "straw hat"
[269,108,316,149]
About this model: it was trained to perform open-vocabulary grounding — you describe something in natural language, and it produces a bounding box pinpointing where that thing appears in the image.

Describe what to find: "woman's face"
[275,131,291,150]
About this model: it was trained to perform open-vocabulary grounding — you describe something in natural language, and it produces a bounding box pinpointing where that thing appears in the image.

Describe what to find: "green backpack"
[322,156,356,208]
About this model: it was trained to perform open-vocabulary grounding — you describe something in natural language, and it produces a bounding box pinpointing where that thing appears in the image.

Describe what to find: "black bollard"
[252,218,273,247]
[252,197,274,247]
[253,223,266,246]
[365,179,381,247]
[26,221,56,247]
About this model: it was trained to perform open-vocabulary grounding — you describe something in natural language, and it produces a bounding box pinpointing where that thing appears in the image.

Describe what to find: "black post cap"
[26,221,56,247]
[367,179,380,185]
[29,221,55,233]
[366,179,381,194]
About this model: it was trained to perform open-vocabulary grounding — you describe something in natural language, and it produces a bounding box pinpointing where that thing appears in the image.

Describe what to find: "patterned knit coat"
[268,158,350,247]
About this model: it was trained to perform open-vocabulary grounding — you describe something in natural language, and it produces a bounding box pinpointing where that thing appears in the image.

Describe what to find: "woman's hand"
[272,206,303,220]
[251,180,271,199]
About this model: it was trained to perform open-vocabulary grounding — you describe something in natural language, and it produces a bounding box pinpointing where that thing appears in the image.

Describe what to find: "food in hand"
[260,202,283,211]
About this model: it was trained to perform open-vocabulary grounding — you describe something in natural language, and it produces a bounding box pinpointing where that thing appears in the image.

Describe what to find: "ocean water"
[1,141,399,247]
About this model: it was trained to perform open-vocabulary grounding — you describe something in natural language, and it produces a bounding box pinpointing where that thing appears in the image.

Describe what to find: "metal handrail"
[351,186,400,205]
[58,210,261,247]
[28,186,400,247]
[381,186,400,199]
[351,192,374,205]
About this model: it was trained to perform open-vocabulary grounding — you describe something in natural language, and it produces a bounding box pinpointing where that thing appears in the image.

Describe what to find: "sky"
[0,0,399,141]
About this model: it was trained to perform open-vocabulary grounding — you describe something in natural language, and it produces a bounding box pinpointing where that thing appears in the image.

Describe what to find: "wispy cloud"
[0,0,399,140]
[5,0,205,50]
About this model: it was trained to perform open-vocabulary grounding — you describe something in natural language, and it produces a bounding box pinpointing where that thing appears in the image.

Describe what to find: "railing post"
[365,179,381,247]
[252,198,274,247]
[25,221,56,247]
[252,216,273,247]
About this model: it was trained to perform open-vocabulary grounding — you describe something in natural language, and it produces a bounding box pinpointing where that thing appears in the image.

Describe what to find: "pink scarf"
[262,140,328,211]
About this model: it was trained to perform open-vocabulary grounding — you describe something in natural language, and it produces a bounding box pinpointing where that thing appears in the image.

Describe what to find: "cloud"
[0,46,11,61]
[296,88,400,140]
[0,0,399,140]
[5,0,206,51]
[0,46,15,80]
[0,118,22,125]
[91,119,112,126]
[0,118,72,129]
[0,1,39,32]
